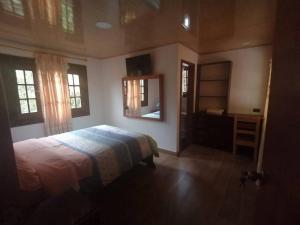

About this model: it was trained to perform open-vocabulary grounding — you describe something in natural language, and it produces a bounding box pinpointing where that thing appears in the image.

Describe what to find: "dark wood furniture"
[0,73,19,209]
[192,112,233,151]
[233,114,262,161]
[193,61,233,151]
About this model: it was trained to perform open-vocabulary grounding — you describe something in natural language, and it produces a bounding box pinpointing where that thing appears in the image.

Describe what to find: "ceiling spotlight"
[96,21,112,29]
[182,14,190,30]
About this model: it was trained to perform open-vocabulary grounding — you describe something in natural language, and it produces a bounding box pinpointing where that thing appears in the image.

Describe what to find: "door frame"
[178,60,195,155]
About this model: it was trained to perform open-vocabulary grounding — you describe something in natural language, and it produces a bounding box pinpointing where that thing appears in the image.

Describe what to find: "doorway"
[179,60,195,153]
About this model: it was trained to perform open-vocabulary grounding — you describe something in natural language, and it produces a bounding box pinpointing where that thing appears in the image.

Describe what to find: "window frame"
[140,79,148,107]
[0,54,43,127]
[16,69,39,114]
[67,63,90,118]
[61,0,75,33]
[182,65,189,97]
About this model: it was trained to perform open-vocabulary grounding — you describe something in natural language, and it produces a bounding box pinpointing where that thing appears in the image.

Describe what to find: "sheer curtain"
[36,53,72,135]
[127,80,141,116]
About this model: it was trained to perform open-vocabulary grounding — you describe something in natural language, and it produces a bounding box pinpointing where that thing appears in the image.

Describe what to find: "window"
[61,0,74,33]
[140,79,148,107]
[0,0,24,17]
[0,54,43,127]
[68,73,81,109]
[182,65,189,96]
[16,70,38,114]
[67,64,89,117]
[140,79,145,101]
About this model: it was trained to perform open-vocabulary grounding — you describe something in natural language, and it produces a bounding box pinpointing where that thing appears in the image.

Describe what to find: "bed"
[14,125,159,195]
[142,111,160,119]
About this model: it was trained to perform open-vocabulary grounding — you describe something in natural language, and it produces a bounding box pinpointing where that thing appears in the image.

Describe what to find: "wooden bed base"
[142,154,156,168]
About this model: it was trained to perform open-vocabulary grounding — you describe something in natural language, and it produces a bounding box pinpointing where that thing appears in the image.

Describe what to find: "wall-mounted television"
[126,54,152,76]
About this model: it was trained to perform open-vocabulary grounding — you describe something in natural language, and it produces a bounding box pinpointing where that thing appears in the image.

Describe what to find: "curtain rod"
[0,42,88,62]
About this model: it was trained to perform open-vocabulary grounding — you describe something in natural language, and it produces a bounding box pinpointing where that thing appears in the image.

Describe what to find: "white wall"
[99,44,179,152]
[199,46,272,114]
[2,42,270,151]
[0,45,105,142]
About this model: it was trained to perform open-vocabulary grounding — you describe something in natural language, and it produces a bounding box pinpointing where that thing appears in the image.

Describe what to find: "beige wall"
[99,44,179,152]
[199,45,272,115]
[1,41,271,152]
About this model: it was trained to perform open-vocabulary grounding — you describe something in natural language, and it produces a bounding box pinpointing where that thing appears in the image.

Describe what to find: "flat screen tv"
[126,54,152,76]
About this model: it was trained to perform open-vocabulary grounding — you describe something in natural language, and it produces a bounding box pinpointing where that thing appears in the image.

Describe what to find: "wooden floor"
[93,145,258,225]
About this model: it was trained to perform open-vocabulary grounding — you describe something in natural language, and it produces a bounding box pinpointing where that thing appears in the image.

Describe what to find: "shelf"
[236,129,256,135]
[236,139,256,147]
[197,61,231,115]
[237,123,256,131]
[233,114,262,162]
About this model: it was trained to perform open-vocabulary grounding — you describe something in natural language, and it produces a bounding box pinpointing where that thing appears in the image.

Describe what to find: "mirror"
[122,74,163,121]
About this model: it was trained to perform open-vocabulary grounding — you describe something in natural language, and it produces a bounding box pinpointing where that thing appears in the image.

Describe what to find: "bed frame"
[143,154,156,168]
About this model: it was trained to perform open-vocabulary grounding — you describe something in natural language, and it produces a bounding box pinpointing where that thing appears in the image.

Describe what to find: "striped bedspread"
[14,125,158,195]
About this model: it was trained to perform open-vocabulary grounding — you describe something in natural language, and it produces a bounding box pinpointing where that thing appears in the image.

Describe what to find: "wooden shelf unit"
[192,61,233,151]
[233,114,262,161]
[196,61,232,113]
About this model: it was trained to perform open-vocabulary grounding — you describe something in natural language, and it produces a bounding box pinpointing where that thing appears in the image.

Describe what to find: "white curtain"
[127,80,141,116]
[36,53,72,135]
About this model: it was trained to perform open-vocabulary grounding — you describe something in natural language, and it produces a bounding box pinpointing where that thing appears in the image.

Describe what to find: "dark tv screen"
[126,54,152,76]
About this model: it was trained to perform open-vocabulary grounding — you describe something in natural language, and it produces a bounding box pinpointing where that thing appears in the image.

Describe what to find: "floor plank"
[93,145,258,225]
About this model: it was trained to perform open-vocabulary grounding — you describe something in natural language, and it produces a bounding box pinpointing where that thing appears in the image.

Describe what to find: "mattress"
[14,125,158,195]
[142,111,160,119]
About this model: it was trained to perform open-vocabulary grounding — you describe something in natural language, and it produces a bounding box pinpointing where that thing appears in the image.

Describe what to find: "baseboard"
[158,148,177,156]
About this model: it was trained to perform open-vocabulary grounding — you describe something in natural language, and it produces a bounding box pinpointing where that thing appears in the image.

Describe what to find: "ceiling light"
[182,14,190,30]
[96,21,112,29]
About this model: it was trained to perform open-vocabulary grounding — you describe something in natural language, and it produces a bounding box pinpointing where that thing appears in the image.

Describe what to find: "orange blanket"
[14,138,92,195]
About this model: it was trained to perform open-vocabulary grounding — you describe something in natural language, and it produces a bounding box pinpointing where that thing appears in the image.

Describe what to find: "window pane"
[28,99,37,113]
[16,70,25,84]
[140,80,144,85]
[69,86,75,97]
[68,74,73,85]
[75,97,81,108]
[70,97,76,108]
[73,74,80,85]
[2,0,13,12]
[141,94,144,101]
[25,71,34,84]
[141,86,144,93]
[20,100,29,114]
[18,85,27,99]
[27,85,36,98]
[74,86,81,97]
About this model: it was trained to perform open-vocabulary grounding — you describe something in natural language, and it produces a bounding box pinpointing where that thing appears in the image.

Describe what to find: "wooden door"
[0,70,19,209]
[179,60,195,152]
[255,1,300,224]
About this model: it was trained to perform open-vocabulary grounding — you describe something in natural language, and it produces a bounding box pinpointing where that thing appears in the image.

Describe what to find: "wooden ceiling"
[0,0,277,58]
